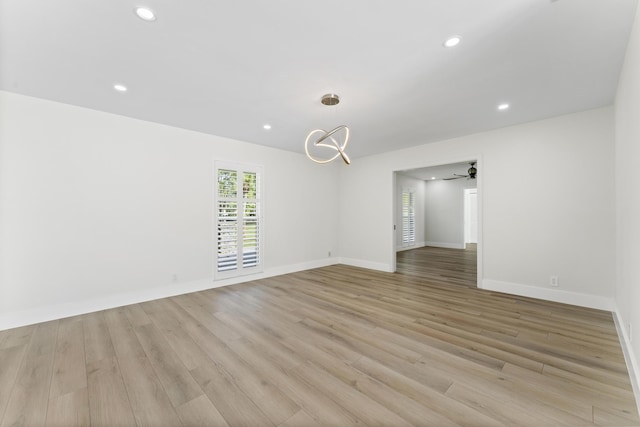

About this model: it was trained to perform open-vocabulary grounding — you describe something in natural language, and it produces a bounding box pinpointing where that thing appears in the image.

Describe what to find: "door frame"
[391,155,483,287]
[464,188,478,244]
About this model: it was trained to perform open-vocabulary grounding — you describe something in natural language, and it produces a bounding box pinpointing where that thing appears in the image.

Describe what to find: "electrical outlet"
[550,276,559,287]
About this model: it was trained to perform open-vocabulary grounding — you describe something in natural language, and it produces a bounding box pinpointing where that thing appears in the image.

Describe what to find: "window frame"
[213,161,264,280]
[401,188,416,247]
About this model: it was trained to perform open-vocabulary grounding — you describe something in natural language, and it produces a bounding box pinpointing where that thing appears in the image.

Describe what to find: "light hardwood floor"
[397,244,478,287]
[1,247,638,426]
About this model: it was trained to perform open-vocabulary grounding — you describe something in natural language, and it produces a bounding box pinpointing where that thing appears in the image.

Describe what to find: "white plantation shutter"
[215,162,263,279]
[402,189,415,247]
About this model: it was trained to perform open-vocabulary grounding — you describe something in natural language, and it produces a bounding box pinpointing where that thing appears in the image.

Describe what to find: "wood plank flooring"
[1,246,638,426]
[397,244,478,287]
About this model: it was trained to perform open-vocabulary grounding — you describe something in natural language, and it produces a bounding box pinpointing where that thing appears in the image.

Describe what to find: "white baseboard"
[480,279,613,311]
[0,257,340,331]
[396,241,426,252]
[211,258,339,288]
[480,280,640,410]
[338,257,394,273]
[0,277,214,331]
[613,303,640,418]
[424,241,466,249]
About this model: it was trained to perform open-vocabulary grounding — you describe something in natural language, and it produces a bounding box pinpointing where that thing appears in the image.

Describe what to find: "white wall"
[339,107,615,309]
[614,2,640,407]
[395,173,426,250]
[0,91,340,329]
[424,178,477,248]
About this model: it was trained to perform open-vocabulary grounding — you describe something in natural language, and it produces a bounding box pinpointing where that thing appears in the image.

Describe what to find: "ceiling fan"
[443,162,477,180]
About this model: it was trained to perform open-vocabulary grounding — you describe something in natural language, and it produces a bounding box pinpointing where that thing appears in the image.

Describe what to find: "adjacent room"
[395,162,479,286]
[1,1,640,426]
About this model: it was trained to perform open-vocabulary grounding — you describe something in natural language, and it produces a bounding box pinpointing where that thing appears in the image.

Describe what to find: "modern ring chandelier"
[305,94,351,165]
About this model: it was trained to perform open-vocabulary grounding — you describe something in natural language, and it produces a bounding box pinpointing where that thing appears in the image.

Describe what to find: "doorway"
[393,159,481,287]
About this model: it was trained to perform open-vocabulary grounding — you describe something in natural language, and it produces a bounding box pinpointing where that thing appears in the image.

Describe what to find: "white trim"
[612,303,640,417]
[475,155,483,290]
[396,241,426,252]
[0,257,340,331]
[464,188,478,244]
[424,241,466,249]
[481,279,613,311]
[0,277,212,331]
[210,258,339,288]
[338,257,394,273]
[390,172,398,272]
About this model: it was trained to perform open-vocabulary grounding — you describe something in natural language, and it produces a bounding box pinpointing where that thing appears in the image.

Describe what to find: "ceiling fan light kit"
[304,94,351,165]
[443,162,477,180]
[467,162,477,178]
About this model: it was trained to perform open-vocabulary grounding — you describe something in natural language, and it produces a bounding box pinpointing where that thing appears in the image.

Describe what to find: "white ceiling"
[1,0,636,159]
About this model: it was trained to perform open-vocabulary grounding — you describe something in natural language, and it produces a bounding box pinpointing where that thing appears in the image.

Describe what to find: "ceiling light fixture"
[444,162,477,180]
[263,124,271,130]
[497,103,510,110]
[135,7,156,21]
[443,36,462,48]
[113,84,128,92]
[305,94,351,165]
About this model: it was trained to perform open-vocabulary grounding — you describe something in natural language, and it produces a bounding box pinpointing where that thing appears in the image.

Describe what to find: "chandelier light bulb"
[305,94,351,165]
[305,126,350,165]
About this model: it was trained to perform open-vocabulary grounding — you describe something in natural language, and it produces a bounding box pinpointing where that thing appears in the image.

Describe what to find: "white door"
[464,189,478,244]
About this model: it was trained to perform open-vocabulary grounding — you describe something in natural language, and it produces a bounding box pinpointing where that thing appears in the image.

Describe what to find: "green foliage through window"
[243,172,257,198]
[218,169,237,197]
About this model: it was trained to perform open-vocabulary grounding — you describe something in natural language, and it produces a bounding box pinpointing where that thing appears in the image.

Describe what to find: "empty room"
[1,1,640,426]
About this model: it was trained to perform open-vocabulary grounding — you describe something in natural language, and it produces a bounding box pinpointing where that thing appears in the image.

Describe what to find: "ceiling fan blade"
[443,176,465,180]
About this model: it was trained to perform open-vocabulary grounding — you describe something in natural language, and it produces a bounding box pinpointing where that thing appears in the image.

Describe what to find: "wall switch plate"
[550,276,559,287]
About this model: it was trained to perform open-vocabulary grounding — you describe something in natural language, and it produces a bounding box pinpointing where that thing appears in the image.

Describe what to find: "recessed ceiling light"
[135,7,156,21]
[263,124,272,130]
[431,177,436,180]
[497,103,510,110]
[113,84,128,92]
[443,36,462,48]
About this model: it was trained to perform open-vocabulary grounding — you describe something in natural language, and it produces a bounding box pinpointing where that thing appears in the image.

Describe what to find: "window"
[214,162,263,279]
[401,189,415,247]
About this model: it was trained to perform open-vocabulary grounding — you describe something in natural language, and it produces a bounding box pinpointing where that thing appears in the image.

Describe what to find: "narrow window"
[402,189,415,247]
[214,162,263,279]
